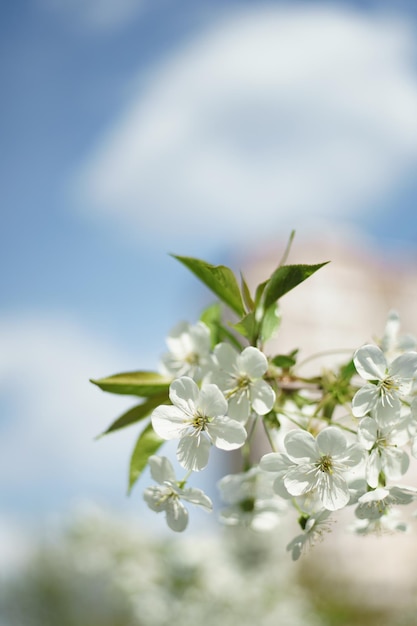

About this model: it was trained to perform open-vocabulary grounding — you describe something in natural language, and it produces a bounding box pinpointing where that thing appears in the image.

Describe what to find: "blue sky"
[2,0,417,540]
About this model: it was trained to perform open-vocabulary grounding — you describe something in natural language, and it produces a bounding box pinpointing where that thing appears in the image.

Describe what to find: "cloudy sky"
[2,0,417,540]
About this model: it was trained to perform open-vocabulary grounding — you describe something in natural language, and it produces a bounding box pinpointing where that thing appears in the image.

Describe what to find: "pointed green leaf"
[232,312,257,342]
[262,262,329,310]
[90,371,171,397]
[128,423,164,493]
[259,303,281,344]
[172,255,245,316]
[271,354,297,369]
[240,272,255,312]
[98,394,169,437]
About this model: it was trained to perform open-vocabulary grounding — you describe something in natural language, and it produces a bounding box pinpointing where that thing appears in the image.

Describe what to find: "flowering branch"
[91,238,417,558]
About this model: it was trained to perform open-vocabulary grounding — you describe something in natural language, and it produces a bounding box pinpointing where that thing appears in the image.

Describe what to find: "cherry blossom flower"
[379,310,417,363]
[286,510,332,561]
[208,343,275,423]
[218,467,286,531]
[263,427,364,511]
[160,321,212,381]
[357,416,409,488]
[151,377,247,471]
[352,344,417,423]
[144,455,212,531]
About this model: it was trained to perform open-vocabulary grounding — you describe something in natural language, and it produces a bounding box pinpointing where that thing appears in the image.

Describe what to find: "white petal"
[341,444,365,468]
[373,396,401,426]
[284,465,318,496]
[177,433,211,471]
[198,383,228,417]
[151,405,189,439]
[181,487,213,511]
[227,391,250,423]
[238,346,268,378]
[284,430,318,463]
[381,447,409,480]
[260,452,292,474]
[148,455,176,484]
[317,427,347,456]
[213,342,238,372]
[389,352,417,381]
[165,498,189,532]
[318,472,350,511]
[206,417,247,450]
[354,345,387,381]
[250,379,275,415]
[189,321,211,353]
[357,417,378,450]
[169,376,199,415]
[351,384,379,417]
[143,485,169,511]
[366,449,381,488]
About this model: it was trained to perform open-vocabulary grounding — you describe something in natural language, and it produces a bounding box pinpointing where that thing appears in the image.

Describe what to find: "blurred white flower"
[160,321,212,381]
[144,455,212,531]
[208,343,275,423]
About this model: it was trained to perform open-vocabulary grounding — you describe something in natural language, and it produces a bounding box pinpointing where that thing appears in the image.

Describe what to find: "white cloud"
[0,314,154,510]
[40,0,145,32]
[75,5,417,244]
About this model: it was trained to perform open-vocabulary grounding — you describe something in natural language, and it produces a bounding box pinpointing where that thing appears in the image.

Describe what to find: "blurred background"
[2,0,417,624]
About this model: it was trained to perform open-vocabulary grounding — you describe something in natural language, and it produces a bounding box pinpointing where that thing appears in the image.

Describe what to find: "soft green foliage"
[172,254,246,316]
[129,423,164,492]
[99,395,168,437]
[261,262,329,310]
[90,371,171,396]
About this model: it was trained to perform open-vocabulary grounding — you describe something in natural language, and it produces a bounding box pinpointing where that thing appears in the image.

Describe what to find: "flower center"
[317,454,333,474]
[192,411,209,432]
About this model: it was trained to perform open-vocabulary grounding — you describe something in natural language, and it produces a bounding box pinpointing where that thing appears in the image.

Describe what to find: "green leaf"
[200,302,222,347]
[262,262,329,310]
[271,354,297,369]
[232,312,257,342]
[128,422,164,493]
[90,371,171,397]
[98,394,169,437]
[260,304,281,344]
[172,255,245,316]
[240,272,255,312]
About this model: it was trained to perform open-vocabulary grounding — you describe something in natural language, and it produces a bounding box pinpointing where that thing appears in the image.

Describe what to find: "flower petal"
[351,384,379,417]
[390,352,417,382]
[198,383,228,417]
[238,346,268,378]
[151,405,189,439]
[169,376,199,415]
[357,417,378,450]
[284,465,318,496]
[213,342,238,372]
[143,485,169,512]
[318,472,350,511]
[227,391,250,423]
[366,448,381,488]
[177,433,211,471]
[148,455,176,484]
[180,487,213,510]
[165,498,189,532]
[260,452,292,475]
[381,447,409,480]
[250,379,275,415]
[354,345,387,381]
[206,417,247,450]
[317,427,347,456]
[284,430,318,463]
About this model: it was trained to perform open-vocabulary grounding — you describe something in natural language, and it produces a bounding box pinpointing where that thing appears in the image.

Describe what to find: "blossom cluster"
[92,252,417,559]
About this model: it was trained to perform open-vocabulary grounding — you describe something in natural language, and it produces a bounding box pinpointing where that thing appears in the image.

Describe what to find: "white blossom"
[357,416,409,488]
[208,343,275,423]
[218,467,286,531]
[286,510,333,561]
[379,310,417,363]
[160,321,212,381]
[265,427,364,511]
[354,485,417,527]
[144,455,213,531]
[352,344,417,424]
[151,377,247,471]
